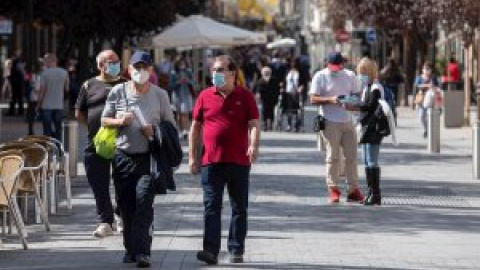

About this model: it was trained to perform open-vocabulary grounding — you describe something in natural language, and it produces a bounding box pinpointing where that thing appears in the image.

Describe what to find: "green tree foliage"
[0,0,200,79]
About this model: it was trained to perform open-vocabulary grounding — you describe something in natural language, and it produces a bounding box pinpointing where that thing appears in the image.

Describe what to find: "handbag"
[93,83,129,159]
[414,90,424,105]
[93,127,118,159]
[313,115,326,132]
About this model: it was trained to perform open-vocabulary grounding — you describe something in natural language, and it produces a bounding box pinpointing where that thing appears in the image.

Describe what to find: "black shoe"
[423,131,427,138]
[123,253,136,264]
[196,250,218,265]
[136,254,151,268]
[229,253,244,263]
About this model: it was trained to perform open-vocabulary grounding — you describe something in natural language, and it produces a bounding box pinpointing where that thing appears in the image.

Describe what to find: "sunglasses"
[212,67,229,72]
[133,63,149,70]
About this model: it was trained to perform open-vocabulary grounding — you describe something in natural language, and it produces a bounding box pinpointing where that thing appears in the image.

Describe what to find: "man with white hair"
[75,49,126,238]
[37,53,69,140]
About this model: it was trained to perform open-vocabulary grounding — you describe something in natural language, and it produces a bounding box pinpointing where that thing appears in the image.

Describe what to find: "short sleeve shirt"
[309,68,359,123]
[193,86,259,166]
[40,67,69,109]
[75,77,126,150]
[102,82,175,154]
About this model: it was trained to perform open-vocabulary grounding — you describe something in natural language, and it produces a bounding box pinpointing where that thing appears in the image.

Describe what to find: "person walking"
[170,58,195,139]
[101,51,175,268]
[6,52,26,116]
[309,52,364,204]
[254,66,280,131]
[75,49,126,238]
[189,55,260,265]
[356,57,391,206]
[283,58,304,132]
[380,57,403,122]
[413,61,439,138]
[37,53,69,141]
[1,58,12,101]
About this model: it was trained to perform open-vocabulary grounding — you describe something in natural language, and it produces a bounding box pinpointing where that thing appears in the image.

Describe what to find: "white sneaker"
[93,223,114,238]
[114,214,124,233]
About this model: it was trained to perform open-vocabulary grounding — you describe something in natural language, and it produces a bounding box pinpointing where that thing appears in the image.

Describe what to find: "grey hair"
[96,49,116,69]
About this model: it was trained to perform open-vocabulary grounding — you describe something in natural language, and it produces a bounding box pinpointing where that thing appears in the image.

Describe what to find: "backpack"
[382,85,396,112]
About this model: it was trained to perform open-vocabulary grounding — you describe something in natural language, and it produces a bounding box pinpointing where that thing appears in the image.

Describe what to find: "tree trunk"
[465,44,472,126]
[403,31,417,108]
[77,37,90,82]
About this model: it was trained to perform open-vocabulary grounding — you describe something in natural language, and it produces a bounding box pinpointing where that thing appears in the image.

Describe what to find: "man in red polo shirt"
[189,55,260,265]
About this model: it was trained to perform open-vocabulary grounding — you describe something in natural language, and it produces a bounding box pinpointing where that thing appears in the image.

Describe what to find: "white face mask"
[131,68,149,84]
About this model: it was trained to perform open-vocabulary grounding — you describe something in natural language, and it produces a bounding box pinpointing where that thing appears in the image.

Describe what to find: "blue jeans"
[201,163,250,256]
[417,106,427,133]
[41,109,64,141]
[361,143,380,168]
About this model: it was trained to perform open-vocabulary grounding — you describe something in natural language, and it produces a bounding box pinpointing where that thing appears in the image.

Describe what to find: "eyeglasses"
[105,60,120,64]
[133,63,149,70]
[212,67,228,72]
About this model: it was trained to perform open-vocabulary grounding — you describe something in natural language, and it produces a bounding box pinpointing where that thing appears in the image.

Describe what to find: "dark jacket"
[149,120,183,194]
[255,76,280,107]
[358,85,384,144]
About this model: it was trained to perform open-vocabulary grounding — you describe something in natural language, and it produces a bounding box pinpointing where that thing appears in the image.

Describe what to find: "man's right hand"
[330,96,340,104]
[121,112,135,126]
[189,158,200,175]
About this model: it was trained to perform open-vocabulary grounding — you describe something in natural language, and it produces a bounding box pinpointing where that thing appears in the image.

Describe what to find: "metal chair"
[0,150,25,235]
[16,144,51,231]
[22,136,72,212]
[0,155,27,249]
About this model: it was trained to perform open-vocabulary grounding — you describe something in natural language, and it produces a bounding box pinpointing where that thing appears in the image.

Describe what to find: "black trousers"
[84,148,118,225]
[8,82,24,115]
[112,151,155,257]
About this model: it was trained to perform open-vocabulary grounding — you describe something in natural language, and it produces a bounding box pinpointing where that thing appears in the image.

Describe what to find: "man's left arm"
[36,76,46,111]
[247,119,260,163]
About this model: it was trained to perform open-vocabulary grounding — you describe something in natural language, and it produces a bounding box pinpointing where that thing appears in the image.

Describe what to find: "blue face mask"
[212,72,226,88]
[106,62,121,77]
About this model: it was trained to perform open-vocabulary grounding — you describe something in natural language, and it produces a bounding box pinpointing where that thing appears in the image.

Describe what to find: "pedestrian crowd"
[0,46,456,268]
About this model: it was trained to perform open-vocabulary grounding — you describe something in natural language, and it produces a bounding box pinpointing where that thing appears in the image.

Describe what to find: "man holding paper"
[101,51,175,268]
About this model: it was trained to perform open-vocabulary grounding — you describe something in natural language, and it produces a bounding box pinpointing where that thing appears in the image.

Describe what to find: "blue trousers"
[201,163,250,256]
[361,143,380,168]
[41,109,64,141]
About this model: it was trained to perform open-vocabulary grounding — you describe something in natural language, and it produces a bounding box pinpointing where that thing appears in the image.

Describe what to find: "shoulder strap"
[122,83,130,111]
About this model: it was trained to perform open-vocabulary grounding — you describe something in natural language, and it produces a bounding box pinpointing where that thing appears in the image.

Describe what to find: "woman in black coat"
[356,57,385,206]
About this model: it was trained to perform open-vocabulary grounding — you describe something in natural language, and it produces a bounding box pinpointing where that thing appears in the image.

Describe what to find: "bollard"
[427,108,441,153]
[473,122,480,179]
[62,120,78,177]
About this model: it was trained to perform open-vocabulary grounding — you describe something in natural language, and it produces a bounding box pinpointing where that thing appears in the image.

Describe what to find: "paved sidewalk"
[0,107,479,269]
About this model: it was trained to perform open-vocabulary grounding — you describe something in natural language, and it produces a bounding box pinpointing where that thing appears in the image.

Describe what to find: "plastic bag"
[93,127,117,159]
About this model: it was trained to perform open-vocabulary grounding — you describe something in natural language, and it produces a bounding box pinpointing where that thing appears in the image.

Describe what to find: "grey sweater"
[102,82,175,154]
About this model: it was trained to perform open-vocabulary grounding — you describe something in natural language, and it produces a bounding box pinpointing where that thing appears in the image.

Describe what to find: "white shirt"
[309,68,359,123]
[285,70,299,94]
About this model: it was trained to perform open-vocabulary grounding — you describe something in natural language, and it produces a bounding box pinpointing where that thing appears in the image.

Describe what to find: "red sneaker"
[329,188,341,203]
[347,188,364,203]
